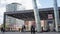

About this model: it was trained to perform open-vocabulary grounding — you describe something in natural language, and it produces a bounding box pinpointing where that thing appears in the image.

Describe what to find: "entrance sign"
[48,14,53,19]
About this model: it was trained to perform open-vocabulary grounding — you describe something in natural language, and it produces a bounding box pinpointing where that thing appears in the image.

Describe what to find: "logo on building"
[48,14,53,19]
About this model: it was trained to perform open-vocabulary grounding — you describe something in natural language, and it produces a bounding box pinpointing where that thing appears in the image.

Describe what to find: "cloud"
[37,0,42,8]
[22,0,33,9]
[0,0,23,8]
[0,4,6,8]
[0,17,3,24]
[0,0,6,7]
[0,0,33,9]
[0,7,6,24]
[22,0,42,9]
[6,0,22,4]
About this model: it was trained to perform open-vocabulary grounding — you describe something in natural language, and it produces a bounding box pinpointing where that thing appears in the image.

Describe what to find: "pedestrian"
[19,28,21,32]
[22,25,26,32]
[41,27,43,32]
[1,27,5,34]
[1,27,3,32]
[31,25,35,34]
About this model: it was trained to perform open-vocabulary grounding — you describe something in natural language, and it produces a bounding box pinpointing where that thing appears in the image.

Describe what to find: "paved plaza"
[0,32,60,34]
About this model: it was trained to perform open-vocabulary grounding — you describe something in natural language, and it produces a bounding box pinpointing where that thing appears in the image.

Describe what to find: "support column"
[32,0,41,32]
[53,0,59,32]
[3,13,6,31]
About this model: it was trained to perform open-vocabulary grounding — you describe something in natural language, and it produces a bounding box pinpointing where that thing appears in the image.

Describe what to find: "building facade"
[6,3,25,12]
[5,3,25,31]
[4,3,60,32]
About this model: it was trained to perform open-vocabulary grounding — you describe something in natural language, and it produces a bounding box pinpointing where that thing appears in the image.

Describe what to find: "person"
[41,27,43,32]
[22,25,26,32]
[47,27,50,32]
[31,25,35,34]
[19,28,21,32]
[1,27,5,34]
[1,27,3,32]
[53,27,56,32]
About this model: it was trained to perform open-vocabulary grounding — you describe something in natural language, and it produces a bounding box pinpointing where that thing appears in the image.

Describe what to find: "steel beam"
[32,0,42,32]
[53,0,59,32]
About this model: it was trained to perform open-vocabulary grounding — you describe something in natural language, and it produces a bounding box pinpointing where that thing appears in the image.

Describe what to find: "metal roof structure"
[4,7,60,20]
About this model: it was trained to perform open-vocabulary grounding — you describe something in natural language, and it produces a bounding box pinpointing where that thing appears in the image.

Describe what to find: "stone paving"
[0,32,60,34]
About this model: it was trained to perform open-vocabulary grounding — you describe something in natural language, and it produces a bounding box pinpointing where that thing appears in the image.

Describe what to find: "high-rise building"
[6,3,25,30]
[6,3,25,12]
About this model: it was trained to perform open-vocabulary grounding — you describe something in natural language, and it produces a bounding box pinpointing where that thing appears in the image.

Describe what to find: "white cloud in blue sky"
[0,0,60,24]
[39,0,53,8]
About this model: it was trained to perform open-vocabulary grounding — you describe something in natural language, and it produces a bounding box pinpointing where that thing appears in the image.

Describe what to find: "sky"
[0,0,60,24]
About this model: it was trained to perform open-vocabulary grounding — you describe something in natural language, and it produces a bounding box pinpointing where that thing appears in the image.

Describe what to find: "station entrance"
[4,10,56,32]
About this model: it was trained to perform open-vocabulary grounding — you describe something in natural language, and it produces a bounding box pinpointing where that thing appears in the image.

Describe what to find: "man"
[1,27,5,34]
[22,25,26,32]
[31,25,35,34]
[1,27,3,32]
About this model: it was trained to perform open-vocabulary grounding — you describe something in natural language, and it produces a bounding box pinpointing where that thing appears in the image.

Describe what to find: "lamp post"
[53,0,59,32]
[32,0,41,32]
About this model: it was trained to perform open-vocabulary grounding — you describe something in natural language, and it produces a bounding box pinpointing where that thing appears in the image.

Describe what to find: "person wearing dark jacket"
[22,25,26,32]
[1,27,3,32]
[31,25,35,34]
[1,27,5,32]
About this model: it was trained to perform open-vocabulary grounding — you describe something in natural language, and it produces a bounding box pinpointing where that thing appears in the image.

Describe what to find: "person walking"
[1,27,3,32]
[19,28,20,32]
[1,27,5,34]
[22,25,26,32]
[31,25,35,34]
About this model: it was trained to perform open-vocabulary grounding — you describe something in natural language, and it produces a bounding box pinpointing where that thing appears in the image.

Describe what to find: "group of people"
[1,27,5,32]
[20,25,36,34]
[0,25,36,34]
